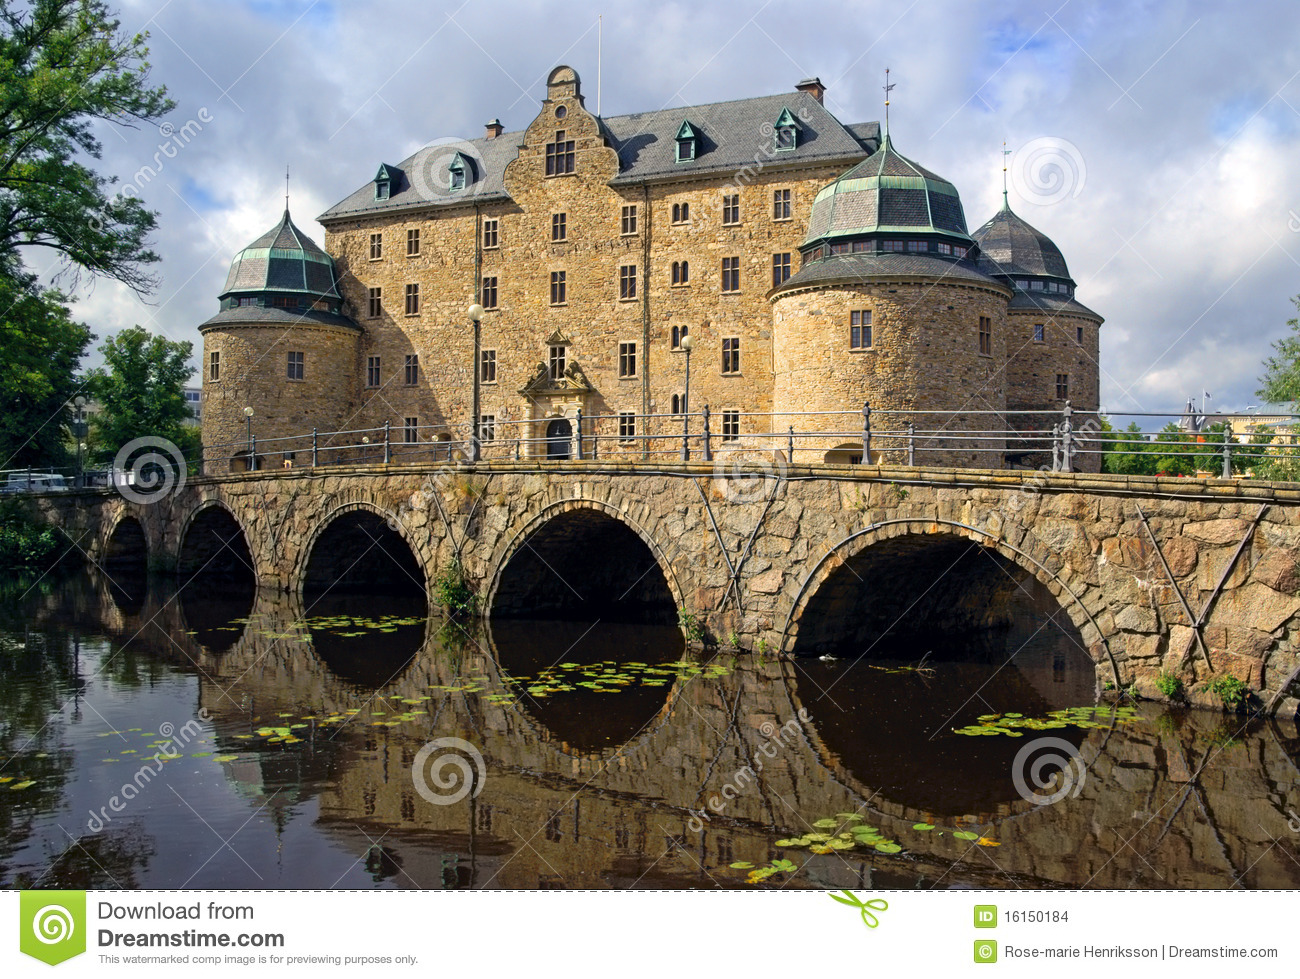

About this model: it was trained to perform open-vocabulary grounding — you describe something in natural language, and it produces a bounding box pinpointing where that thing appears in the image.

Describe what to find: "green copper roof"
[219,209,341,300]
[803,134,971,246]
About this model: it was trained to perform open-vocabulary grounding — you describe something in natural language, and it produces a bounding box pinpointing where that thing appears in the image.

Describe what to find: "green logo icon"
[19,891,86,965]
[974,939,998,963]
[828,890,889,929]
[975,904,997,928]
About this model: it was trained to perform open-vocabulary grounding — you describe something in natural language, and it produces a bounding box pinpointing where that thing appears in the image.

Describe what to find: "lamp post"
[73,396,87,486]
[468,302,485,462]
[243,406,255,471]
[680,333,693,461]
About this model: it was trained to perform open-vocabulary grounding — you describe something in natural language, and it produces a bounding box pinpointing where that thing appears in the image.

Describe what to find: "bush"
[678,607,704,644]
[433,557,477,616]
[0,503,60,571]
[1155,671,1183,699]
[1205,674,1248,710]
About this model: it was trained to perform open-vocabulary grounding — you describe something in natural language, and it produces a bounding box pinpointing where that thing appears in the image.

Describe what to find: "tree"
[0,269,92,468]
[1258,295,1300,406]
[88,325,195,465]
[1100,419,1156,475]
[0,0,174,292]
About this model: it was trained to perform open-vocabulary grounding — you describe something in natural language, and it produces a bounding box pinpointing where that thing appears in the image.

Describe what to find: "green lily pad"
[912,823,936,831]
[953,831,980,841]
[873,842,902,854]
[729,861,754,870]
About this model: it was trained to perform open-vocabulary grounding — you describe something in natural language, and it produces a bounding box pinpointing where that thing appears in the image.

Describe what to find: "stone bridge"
[27,460,1300,715]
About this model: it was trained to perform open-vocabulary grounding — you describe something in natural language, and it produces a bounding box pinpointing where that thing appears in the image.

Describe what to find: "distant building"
[183,386,202,426]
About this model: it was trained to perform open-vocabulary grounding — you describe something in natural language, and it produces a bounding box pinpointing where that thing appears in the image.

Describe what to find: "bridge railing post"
[249,436,256,472]
[1060,401,1073,473]
[1051,423,1060,471]
[1222,421,1233,478]
[575,408,584,460]
[383,420,391,464]
[862,401,872,465]
[702,405,712,462]
[907,421,916,466]
[788,425,795,464]
[311,429,318,468]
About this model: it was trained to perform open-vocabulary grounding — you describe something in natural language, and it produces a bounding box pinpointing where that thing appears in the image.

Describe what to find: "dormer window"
[373,163,395,201]
[773,107,800,151]
[448,152,470,192]
[675,121,697,163]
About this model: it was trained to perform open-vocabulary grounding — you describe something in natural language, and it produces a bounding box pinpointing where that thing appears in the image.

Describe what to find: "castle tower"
[199,210,360,473]
[769,135,1012,468]
[970,199,1102,471]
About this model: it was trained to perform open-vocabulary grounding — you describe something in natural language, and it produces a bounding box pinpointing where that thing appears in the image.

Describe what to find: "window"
[772,252,791,287]
[721,410,740,440]
[366,356,381,388]
[619,264,637,300]
[773,188,791,220]
[271,296,299,308]
[1076,325,1085,344]
[953,245,968,258]
[830,242,850,255]
[675,121,697,162]
[404,354,419,385]
[1033,323,1045,342]
[286,351,304,381]
[369,233,382,260]
[618,341,637,378]
[1056,373,1069,400]
[672,260,689,285]
[449,159,466,191]
[550,270,566,305]
[482,276,498,310]
[1030,279,1044,290]
[672,202,690,224]
[1015,279,1029,290]
[545,130,575,175]
[621,205,637,235]
[406,228,420,256]
[480,349,497,383]
[368,287,382,317]
[882,240,904,252]
[850,310,872,349]
[237,297,258,306]
[478,414,496,442]
[483,218,499,249]
[549,346,566,380]
[722,336,741,374]
[375,179,389,201]
[671,325,688,349]
[1048,281,1059,293]
[722,194,740,225]
[552,212,567,241]
[404,283,420,315]
[907,240,926,252]
[671,393,684,414]
[978,316,992,356]
[721,256,740,293]
[404,417,418,444]
[775,126,795,150]
[618,412,636,441]
[209,351,220,381]
[937,242,952,255]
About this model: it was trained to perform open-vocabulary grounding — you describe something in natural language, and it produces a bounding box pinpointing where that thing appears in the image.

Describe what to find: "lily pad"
[729,861,754,870]
[912,823,936,831]
[953,831,980,841]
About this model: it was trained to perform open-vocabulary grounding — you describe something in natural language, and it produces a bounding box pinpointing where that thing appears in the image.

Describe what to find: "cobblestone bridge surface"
[28,460,1300,715]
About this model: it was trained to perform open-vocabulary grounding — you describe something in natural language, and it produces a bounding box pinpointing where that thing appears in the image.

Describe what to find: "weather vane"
[1002,141,1012,204]
[883,67,895,135]
[285,164,290,211]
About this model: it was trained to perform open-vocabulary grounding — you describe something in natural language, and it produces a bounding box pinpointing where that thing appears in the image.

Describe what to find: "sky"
[29,0,1300,416]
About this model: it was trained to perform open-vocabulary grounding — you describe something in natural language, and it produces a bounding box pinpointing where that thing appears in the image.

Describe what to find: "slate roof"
[803,134,970,245]
[970,200,1072,280]
[1006,291,1102,321]
[199,305,359,332]
[319,90,876,221]
[221,210,341,300]
[770,252,1005,296]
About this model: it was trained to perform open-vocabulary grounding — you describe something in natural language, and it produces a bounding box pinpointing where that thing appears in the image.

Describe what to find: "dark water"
[1,571,1298,890]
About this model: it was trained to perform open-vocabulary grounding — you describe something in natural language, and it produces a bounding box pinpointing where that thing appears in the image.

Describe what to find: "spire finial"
[882,67,895,136]
[285,164,290,212]
[1001,141,1011,206]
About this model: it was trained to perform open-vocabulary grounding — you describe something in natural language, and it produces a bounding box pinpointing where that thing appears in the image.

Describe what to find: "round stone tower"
[769,135,1012,468]
[971,198,1103,472]
[200,210,360,473]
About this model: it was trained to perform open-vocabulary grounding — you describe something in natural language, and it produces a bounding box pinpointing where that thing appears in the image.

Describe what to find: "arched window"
[672,260,690,285]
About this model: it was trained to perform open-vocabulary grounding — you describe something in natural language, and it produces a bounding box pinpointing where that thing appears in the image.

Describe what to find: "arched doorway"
[546,418,572,459]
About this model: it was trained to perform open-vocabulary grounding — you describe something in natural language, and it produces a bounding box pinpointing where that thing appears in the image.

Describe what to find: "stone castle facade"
[200,66,1101,472]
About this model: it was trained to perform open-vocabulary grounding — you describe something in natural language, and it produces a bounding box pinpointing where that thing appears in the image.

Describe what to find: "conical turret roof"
[970,198,1072,281]
[219,209,341,300]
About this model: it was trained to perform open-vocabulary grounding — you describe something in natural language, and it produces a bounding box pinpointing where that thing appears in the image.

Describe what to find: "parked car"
[2,472,70,493]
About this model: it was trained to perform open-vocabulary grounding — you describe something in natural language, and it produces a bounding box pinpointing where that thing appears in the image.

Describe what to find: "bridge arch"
[102,511,149,576]
[176,500,257,582]
[486,499,684,624]
[296,501,430,598]
[779,517,1120,685]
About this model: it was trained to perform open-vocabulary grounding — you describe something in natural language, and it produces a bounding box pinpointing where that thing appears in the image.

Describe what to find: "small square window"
[287,350,304,381]
[882,240,904,252]
[404,283,420,316]
[621,205,637,235]
[550,270,566,305]
[907,240,926,252]
[1056,373,1069,400]
[483,218,499,249]
[1030,280,1044,290]
[618,412,636,441]
[404,354,419,386]
[721,410,740,440]
[850,310,872,349]
[480,349,497,383]
[209,351,221,381]
[366,356,381,388]
[722,337,741,374]
[773,189,791,220]
[479,414,496,442]
[403,417,418,444]
[368,287,382,317]
[772,252,791,287]
[1033,323,1045,342]
[482,276,498,310]
[369,233,382,260]
[721,257,740,293]
[937,242,952,255]
[722,194,740,225]
[619,264,637,300]
[406,228,420,256]
[552,212,567,241]
[618,341,637,378]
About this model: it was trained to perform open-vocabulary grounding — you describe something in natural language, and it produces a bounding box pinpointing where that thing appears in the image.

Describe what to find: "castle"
[199,66,1101,472]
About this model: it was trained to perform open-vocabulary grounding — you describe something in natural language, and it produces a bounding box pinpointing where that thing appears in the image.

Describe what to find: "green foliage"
[88,325,194,463]
[727,630,741,651]
[0,270,92,468]
[677,607,704,644]
[1258,296,1300,405]
[1099,418,1246,477]
[0,0,175,292]
[433,557,477,616]
[0,500,60,570]
[1155,671,1183,699]
[1204,674,1248,710]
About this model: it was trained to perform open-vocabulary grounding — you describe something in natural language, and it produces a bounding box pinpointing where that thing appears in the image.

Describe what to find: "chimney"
[795,77,825,104]
[485,118,504,140]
